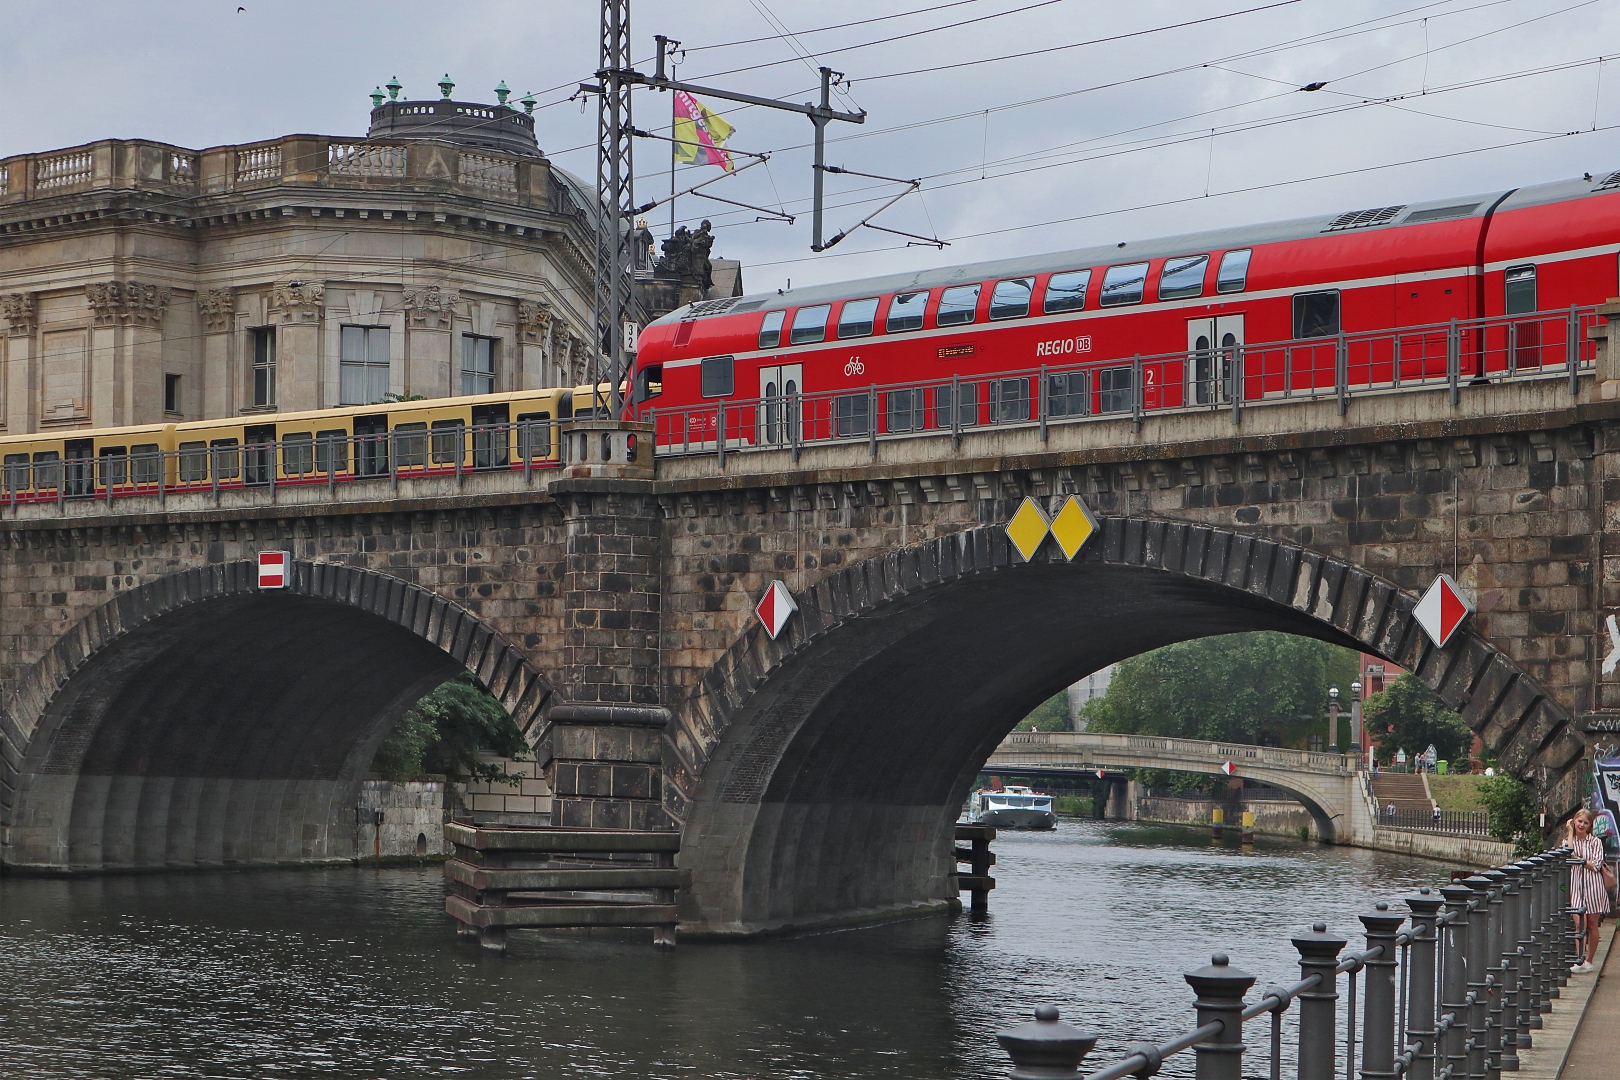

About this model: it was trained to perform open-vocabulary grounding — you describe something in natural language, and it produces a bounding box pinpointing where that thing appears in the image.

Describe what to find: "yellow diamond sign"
[1006,497,1051,562]
[1049,495,1098,561]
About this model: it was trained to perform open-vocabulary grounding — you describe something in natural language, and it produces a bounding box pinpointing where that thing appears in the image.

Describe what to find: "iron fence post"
[1292,922,1347,1080]
[717,401,726,468]
[868,384,878,458]
[1464,875,1493,1080]
[1513,861,1539,1038]
[1530,856,1551,1015]
[1440,885,1474,1080]
[1132,353,1143,432]
[1481,869,1508,1080]
[1186,953,1254,1080]
[1336,333,1348,415]
[1565,854,1583,980]
[1497,865,1523,1068]
[951,374,962,450]
[1231,346,1243,425]
[1555,848,1573,990]
[1406,890,1443,1080]
[1360,903,1405,1080]
[1039,364,1048,442]
[1568,305,1580,394]
[1448,319,1460,406]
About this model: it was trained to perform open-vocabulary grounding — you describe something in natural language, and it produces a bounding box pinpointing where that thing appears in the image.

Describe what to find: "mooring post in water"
[1240,810,1255,844]
[1186,953,1253,1080]
[1292,922,1347,1080]
[955,823,996,914]
[1212,806,1224,840]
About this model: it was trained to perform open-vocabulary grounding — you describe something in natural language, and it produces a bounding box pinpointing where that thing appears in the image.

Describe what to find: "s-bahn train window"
[937,284,981,326]
[990,278,1033,320]
[887,290,928,332]
[132,444,163,485]
[316,430,349,474]
[1158,255,1209,300]
[701,355,735,398]
[283,432,316,475]
[838,297,879,338]
[1217,249,1252,293]
[835,393,869,437]
[758,310,785,349]
[392,424,426,468]
[32,451,61,490]
[1097,367,1134,412]
[934,382,978,427]
[99,447,128,488]
[1291,290,1340,338]
[1504,265,1537,315]
[431,419,464,464]
[1043,270,1091,313]
[790,304,832,344]
[1100,262,1149,307]
[178,442,208,482]
[210,439,240,481]
[1047,371,1089,417]
[4,454,27,491]
[887,388,918,432]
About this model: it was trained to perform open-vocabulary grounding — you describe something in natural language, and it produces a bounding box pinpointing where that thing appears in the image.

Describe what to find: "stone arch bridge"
[1,334,1619,937]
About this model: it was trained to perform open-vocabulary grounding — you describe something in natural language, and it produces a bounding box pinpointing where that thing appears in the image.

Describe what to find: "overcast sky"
[3,0,1617,294]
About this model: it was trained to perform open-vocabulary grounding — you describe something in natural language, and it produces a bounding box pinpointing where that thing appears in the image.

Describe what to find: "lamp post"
[1327,685,1340,754]
[1350,679,1364,765]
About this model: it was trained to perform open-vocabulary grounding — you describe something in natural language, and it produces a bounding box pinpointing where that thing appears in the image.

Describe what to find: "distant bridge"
[984,731,1371,843]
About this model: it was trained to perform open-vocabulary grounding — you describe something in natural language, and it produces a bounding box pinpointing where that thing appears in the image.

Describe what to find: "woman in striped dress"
[1566,808,1610,973]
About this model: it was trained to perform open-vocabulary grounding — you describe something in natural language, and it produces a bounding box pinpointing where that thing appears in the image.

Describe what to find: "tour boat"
[969,785,1057,830]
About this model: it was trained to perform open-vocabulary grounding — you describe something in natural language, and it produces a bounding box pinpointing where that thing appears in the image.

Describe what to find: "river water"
[0,820,1454,1079]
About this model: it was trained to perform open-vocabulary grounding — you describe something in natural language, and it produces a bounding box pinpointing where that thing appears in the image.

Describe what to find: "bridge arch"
[1,560,553,872]
[672,516,1582,936]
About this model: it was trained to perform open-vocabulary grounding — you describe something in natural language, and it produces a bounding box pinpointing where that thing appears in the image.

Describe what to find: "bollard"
[1556,848,1574,986]
[1293,922,1348,1080]
[1360,902,1406,1080]
[1185,953,1255,1080]
[996,1005,1100,1080]
[1241,810,1256,844]
[1496,864,1523,1068]
[1513,860,1539,1037]
[1213,806,1225,840]
[1523,856,1548,1017]
[1463,875,1494,1080]
[1406,889,1444,1080]
[1440,884,1475,1080]
[1481,868,1509,1080]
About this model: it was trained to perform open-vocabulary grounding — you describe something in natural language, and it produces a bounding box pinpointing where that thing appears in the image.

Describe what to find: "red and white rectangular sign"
[258,551,291,589]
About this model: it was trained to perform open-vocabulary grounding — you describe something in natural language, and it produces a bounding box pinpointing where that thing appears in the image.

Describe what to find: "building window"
[340,325,390,405]
[251,327,276,407]
[164,373,182,414]
[462,335,496,396]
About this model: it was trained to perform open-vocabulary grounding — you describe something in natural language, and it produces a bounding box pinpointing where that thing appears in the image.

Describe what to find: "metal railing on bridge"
[1378,808,1494,839]
[996,848,1592,1080]
[650,306,1601,461]
[996,730,1353,775]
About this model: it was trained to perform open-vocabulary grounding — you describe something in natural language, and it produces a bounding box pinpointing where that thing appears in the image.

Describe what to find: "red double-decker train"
[632,170,1620,447]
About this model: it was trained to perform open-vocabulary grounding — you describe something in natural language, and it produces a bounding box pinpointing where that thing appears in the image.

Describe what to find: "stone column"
[196,288,235,417]
[86,281,170,426]
[1,293,38,432]
[516,299,552,389]
[268,281,324,412]
[1593,297,1620,399]
[403,285,458,397]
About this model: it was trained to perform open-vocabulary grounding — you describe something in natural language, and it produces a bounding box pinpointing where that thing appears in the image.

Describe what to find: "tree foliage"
[1014,691,1072,732]
[1079,632,1359,746]
[1476,773,1539,855]
[1361,674,1471,765]
[370,672,530,784]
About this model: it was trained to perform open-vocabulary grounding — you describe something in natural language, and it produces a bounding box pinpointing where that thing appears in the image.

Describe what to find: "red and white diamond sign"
[1221,761,1237,776]
[1414,573,1473,648]
[755,579,798,639]
[258,551,291,589]
[1095,769,1107,779]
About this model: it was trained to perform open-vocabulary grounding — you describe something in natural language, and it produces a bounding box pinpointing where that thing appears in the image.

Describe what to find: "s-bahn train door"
[758,363,802,446]
[1186,315,1244,405]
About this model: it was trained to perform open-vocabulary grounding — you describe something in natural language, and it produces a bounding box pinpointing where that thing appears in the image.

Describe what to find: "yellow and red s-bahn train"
[0,384,628,503]
[630,170,1620,444]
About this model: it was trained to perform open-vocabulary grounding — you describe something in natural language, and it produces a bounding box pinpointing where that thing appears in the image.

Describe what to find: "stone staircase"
[1371,772,1433,813]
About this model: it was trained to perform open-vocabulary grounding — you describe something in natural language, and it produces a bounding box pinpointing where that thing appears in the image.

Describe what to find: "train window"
[1158,255,1209,300]
[98,446,128,488]
[517,412,552,459]
[3,453,28,491]
[210,439,240,481]
[835,394,870,437]
[283,432,315,475]
[887,291,928,333]
[838,298,879,338]
[1047,372,1089,418]
[316,429,348,474]
[934,382,977,427]
[937,284,981,326]
[635,364,664,403]
[758,310,785,349]
[700,355,734,398]
[887,388,919,432]
[1100,263,1149,307]
[990,279,1034,320]
[32,451,60,491]
[1505,265,1537,315]
[131,444,162,485]
[1043,270,1090,313]
[178,441,209,482]
[1097,367,1134,413]
[387,427,421,469]
[991,378,1030,421]
[1291,291,1340,338]
[431,419,464,465]
[1216,249,1251,294]
[789,305,831,344]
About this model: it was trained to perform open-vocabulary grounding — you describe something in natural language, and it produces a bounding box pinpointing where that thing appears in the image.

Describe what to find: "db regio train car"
[632,171,1620,447]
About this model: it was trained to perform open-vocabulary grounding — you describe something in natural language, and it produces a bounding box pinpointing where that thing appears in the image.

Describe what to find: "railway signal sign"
[1006,495,1098,562]
[1095,769,1106,779]
[755,579,798,639]
[257,551,291,589]
[1414,573,1472,648]
[1221,761,1237,776]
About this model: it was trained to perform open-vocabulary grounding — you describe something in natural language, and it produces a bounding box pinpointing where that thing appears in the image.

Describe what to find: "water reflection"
[0,820,1453,1079]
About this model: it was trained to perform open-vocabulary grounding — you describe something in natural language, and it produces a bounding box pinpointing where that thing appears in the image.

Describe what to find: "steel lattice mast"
[593,0,636,417]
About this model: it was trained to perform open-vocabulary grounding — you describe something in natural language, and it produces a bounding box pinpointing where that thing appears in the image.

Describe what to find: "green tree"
[1014,691,1072,732]
[371,672,530,784]
[1079,632,1357,746]
[1361,674,1471,766]
[1476,773,1539,855]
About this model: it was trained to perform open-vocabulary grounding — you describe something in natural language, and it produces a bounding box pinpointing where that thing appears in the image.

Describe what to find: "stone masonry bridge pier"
[4,307,1620,937]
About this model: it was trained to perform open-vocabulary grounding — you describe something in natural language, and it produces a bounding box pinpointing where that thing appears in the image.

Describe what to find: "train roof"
[648,169,1619,327]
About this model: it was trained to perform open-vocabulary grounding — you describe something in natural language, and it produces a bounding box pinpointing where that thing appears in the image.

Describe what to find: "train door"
[471,404,510,469]
[1186,315,1243,404]
[64,438,93,497]
[355,414,387,476]
[758,363,802,446]
[244,424,276,484]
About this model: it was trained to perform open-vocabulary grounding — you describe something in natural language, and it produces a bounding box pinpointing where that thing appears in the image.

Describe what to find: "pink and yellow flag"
[673,91,734,172]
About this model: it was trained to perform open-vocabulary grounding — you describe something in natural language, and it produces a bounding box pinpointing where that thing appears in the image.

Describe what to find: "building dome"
[367,98,541,158]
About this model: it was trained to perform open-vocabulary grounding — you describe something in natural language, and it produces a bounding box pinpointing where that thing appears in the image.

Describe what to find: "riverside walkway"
[1557,921,1619,1080]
